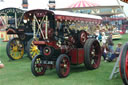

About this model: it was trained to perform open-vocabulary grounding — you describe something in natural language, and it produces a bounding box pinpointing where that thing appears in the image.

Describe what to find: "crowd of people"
[94,24,122,62]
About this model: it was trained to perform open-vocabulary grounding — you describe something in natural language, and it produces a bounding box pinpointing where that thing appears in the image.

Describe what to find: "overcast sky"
[0,0,128,16]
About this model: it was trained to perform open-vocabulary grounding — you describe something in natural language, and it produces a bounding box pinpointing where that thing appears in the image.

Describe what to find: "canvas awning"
[68,0,99,8]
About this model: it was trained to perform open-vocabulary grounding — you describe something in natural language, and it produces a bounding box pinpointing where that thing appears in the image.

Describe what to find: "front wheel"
[31,55,46,76]
[119,43,128,85]
[27,38,40,60]
[6,38,24,60]
[56,54,70,78]
[84,39,101,70]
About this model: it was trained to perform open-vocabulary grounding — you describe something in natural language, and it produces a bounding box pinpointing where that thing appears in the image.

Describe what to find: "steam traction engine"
[0,8,40,60]
[24,9,102,78]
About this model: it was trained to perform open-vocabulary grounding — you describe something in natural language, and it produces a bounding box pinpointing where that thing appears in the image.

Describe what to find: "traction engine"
[25,9,102,78]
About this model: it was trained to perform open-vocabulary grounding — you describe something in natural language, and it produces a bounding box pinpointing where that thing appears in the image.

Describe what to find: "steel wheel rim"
[125,50,128,79]
[10,39,24,59]
[60,57,70,76]
[34,57,45,75]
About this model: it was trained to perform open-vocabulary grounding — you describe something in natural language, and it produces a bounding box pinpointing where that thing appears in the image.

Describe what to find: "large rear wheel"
[84,39,101,70]
[119,43,128,85]
[6,38,24,60]
[31,55,46,76]
[56,54,70,78]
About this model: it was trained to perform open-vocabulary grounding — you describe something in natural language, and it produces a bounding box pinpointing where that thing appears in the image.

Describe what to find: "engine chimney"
[48,0,56,10]
[22,0,28,9]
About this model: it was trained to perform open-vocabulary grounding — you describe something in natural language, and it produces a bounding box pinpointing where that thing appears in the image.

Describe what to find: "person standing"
[106,32,114,58]
[101,44,109,61]
[101,32,107,46]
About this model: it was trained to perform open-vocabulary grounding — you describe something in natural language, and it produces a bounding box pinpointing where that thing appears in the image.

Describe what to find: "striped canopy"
[68,0,99,8]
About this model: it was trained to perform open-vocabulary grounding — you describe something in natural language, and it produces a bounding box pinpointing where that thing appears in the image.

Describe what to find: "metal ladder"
[109,56,120,80]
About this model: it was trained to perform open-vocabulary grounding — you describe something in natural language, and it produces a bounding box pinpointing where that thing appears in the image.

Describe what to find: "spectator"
[106,32,114,58]
[101,44,109,61]
[98,30,102,42]
[107,42,122,62]
[101,32,107,46]
[0,60,4,69]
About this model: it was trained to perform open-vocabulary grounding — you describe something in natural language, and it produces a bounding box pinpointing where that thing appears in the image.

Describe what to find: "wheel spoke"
[56,55,70,78]
[32,56,46,76]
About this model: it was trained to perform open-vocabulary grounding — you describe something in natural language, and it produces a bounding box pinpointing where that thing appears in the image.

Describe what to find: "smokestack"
[22,0,28,9]
[48,0,56,10]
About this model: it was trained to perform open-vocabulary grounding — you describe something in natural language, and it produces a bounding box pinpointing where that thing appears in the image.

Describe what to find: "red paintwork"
[60,56,70,77]
[33,41,46,45]
[55,15,101,23]
[43,47,52,56]
[69,48,84,64]
[125,51,128,79]
[6,28,16,34]
[42,28,54,40]
[33,41,59,49]
[78,48,84,64]
[24,9,101,24]
[24,9,54,19]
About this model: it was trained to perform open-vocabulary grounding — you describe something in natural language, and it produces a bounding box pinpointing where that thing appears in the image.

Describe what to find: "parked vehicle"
[0,7,39,60]
[23,9,102,78]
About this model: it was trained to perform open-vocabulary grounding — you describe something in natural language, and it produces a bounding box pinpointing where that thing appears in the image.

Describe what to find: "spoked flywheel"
[27,38,40,60]
[119,43,128,85]
[78,30,88,46]
[6,38,24,60]
[84,39,101,70]
[31,55,46,76]
[56,54,70,78]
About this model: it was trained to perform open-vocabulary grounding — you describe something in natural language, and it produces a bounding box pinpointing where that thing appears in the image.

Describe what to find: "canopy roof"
[68,0,99,8]
[54,11,102,20]
[24,9,102,19]
[0,7,24,17]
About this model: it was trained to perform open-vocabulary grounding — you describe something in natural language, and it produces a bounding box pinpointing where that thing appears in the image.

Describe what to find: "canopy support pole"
[116,0,128,20]
[15,12,18,29]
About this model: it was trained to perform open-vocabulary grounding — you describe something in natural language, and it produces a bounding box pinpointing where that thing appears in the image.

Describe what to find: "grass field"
[0,34,128,85]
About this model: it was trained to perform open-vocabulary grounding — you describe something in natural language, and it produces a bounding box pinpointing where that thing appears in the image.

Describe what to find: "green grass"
[0,34,128,85]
